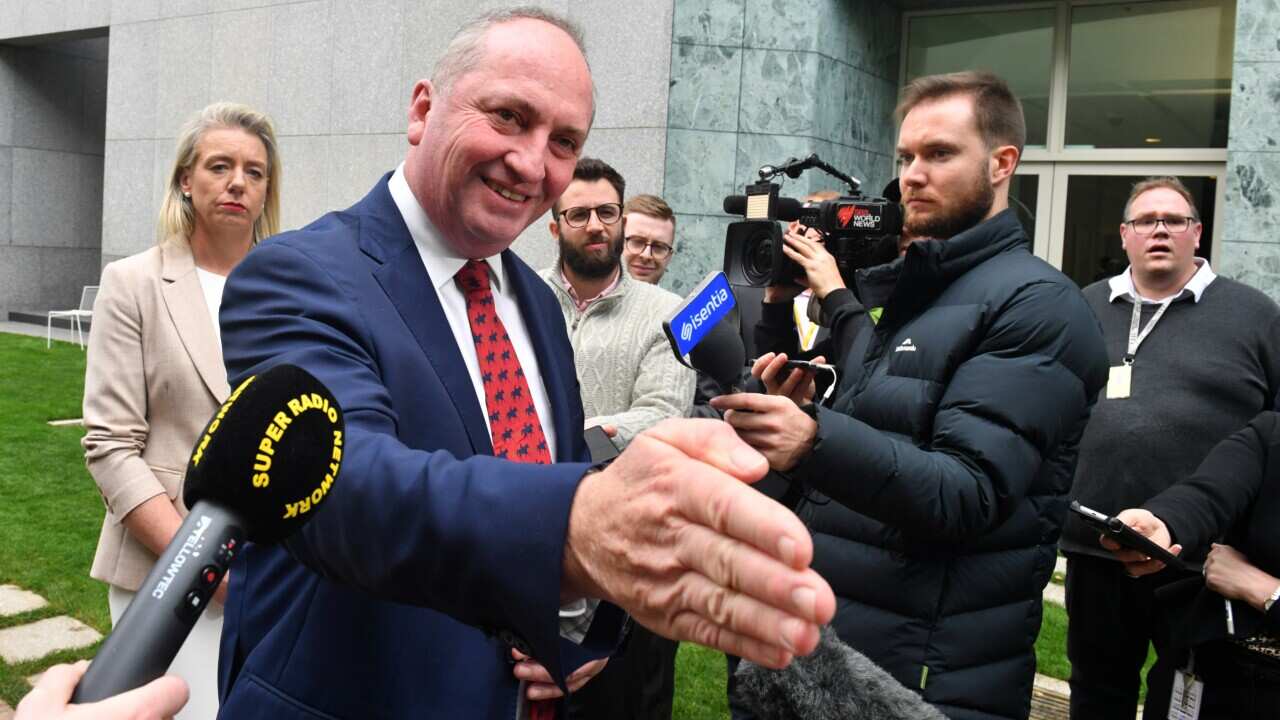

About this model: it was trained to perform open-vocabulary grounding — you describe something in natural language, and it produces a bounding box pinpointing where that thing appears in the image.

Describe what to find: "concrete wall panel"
[268,1,332,136]
[209,7,273,113]
[154,15,212,139]
[330,0,404,135]
[104,20,160,140]
[102,139,156,259]
[572,0,673,130]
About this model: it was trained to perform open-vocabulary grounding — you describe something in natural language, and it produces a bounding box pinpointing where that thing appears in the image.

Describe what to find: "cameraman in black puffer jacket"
[714,71,1108,720]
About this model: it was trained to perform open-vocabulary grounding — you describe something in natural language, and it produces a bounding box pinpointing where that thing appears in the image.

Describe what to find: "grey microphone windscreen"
[734,626,946,720]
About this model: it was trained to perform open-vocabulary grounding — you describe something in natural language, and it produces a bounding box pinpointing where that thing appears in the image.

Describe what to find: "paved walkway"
[0,320,82,346]
[0,584,102,711]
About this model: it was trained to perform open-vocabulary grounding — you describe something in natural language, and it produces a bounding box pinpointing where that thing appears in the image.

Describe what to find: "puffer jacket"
[790,209,1108,720]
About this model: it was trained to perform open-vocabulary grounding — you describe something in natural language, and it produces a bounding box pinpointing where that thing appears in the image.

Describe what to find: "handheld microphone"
[734,626,946,720]
[72,364,345,703]
[663,271,747,392]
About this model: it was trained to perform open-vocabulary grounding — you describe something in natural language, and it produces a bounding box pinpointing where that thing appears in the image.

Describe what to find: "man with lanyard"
[1061,176,1280,719]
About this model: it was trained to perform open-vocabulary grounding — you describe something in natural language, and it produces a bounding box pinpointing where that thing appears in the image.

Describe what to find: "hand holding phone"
[583,425,620,463]
[1070,501,1199,574]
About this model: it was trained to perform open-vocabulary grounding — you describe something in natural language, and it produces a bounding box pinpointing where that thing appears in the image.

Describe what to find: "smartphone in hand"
[583,425,620,463]
[1070,501,1200,573]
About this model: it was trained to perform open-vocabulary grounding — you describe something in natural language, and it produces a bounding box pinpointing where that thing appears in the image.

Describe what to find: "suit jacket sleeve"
[796,280,1107,542]
[220,240,605,676]
[1144,413,1273,554]
[82,261,168,521]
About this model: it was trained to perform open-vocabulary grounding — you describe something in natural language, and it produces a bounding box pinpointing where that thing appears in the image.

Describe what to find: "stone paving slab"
[1043,581,1065,606]
[0,585,48,618]
[0,699,12,720]
[0,616,101,664]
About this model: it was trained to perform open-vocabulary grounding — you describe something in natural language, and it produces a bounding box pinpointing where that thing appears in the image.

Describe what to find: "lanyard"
[1124,295,1172,365]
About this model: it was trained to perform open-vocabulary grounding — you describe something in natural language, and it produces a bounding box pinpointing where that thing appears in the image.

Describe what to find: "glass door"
[1045,163,1224,287]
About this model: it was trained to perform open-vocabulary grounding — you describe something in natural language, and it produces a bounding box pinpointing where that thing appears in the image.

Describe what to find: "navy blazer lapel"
[360,177,493,456]
[502,252,576,463]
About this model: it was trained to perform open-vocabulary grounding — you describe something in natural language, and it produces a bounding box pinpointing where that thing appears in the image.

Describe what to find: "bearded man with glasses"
[1062,175,1280,719]
[541,157,694,719]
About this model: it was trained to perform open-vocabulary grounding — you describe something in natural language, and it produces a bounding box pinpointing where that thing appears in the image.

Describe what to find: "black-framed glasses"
[624,237,673,260]
[1124,215,1198,235]
[559,203,622,228]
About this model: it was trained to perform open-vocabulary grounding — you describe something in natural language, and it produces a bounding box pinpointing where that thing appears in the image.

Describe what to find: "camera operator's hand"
[710,392,816,473]
[752,352,820,406]
[781,229,844,300]
[1100,509,1182,577]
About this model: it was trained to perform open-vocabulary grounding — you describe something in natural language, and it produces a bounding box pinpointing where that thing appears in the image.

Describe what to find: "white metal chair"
[48,285,98,349]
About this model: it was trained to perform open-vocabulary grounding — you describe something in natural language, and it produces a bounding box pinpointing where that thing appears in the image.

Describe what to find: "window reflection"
[1066,1,1234,149]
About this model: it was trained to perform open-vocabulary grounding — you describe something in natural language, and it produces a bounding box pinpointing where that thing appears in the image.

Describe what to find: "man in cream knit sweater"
[541,158,694,719]
[540,158,694,448]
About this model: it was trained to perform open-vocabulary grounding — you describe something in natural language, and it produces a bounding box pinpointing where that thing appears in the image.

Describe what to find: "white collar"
[387,163,507,294]
[1108,258,1216,304]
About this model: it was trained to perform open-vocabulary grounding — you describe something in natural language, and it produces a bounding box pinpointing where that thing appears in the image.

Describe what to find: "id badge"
[1167,668,1204,720]
[1106,365,1132,399]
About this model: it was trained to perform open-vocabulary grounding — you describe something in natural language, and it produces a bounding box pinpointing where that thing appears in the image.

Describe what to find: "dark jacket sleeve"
[754,298,805,358]
[220,239,600,679]
[795,280,1107,542]
[1143,414,1274,554]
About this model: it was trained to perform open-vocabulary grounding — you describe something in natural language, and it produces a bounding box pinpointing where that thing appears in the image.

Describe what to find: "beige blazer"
[84,241,230,591]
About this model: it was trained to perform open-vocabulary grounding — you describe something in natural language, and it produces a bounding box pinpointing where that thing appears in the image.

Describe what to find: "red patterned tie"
[455,259,553,465]
[455,260,557,719]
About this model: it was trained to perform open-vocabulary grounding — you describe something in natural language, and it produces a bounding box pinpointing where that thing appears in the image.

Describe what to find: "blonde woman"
[83,102,280,720]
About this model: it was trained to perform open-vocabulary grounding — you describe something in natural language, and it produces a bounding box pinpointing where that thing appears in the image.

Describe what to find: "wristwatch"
[1264,584,1280,613]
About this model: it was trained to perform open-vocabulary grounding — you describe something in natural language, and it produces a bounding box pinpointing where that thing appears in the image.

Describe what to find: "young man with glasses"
[542,158,694,719]
[620,194,677,285]
[1062,176,1280,719]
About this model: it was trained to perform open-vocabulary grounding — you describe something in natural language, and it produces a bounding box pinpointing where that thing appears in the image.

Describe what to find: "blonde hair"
[157,102,281,245]
[623,194,675,230]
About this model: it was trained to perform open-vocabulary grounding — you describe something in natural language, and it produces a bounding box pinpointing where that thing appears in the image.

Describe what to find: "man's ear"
[549,217,560,239]
[989,145,1020,186]
[407,80,434,147]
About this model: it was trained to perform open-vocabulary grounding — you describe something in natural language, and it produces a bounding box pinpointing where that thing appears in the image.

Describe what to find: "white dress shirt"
[1108,258,1217,305]
[387,164,558,461]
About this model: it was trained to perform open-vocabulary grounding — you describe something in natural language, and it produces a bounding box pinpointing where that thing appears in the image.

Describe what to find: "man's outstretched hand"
[562,418,835,669]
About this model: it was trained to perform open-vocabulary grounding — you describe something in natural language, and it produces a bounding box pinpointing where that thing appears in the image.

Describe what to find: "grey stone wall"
[2,0,673,282]
[661,0,900,296]
[1219,0,1280,298]
[0,37,108,319]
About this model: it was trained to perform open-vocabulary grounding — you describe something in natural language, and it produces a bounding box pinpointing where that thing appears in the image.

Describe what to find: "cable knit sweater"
[540,267,694,447]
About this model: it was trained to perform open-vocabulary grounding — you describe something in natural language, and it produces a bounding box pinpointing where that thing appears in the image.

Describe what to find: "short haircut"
[553,157,625,218]
[895,71,1026,155]
[158,102,281,246]
[623,194,676,231]
[1123,176,1200,221]
[433,7,590,97]
[805,190,841,203]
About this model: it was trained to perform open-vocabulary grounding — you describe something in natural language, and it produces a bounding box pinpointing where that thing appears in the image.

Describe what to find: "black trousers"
[1064,552,1174,719]
[1145,641,1280,719]
[566,624,678,720]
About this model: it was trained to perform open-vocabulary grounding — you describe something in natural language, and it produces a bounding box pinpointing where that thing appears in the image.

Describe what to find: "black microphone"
[734,626,946,720]
[72,364,345,703]
[689,311,746,392]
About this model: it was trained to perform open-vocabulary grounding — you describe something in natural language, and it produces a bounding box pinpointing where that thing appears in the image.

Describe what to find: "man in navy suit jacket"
[215,9,835,719]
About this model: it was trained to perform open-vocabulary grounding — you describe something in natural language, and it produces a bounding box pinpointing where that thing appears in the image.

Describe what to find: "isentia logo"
[688,287,730,333]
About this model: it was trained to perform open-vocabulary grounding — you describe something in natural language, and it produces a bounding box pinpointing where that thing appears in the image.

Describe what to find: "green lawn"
[0,330,1128,716]
[0,333,104,705]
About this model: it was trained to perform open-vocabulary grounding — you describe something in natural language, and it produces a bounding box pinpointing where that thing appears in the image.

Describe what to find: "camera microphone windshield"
[73,364,344,704]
